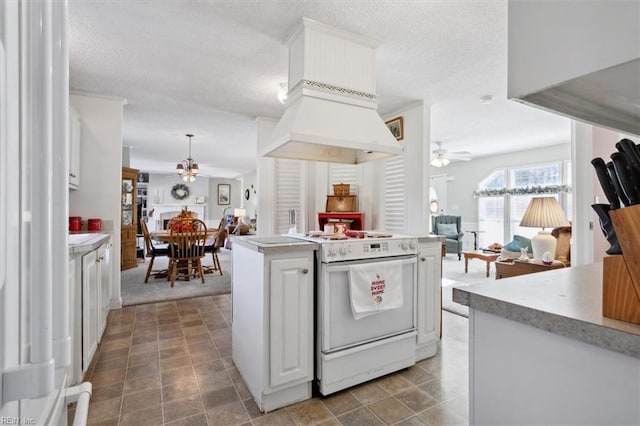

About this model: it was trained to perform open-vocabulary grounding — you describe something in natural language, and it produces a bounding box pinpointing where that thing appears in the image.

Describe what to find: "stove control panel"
[321,237,419,262]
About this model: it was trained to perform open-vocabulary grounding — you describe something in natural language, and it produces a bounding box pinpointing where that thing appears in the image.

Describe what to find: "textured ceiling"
[68,0,570,179]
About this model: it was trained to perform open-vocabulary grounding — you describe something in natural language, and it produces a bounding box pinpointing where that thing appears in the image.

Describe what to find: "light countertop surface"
[68,232,111,255]
[452,262,640,359]
[232,235,318,253]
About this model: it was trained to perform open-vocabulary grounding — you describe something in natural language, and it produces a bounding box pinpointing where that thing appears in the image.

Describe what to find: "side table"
[495,260,567,279]
[461,250,500,278]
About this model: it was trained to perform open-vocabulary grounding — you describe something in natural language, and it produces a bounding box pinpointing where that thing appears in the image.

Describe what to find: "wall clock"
[245,189,250,201]
[429,200,439,214]
[171,183,190,200]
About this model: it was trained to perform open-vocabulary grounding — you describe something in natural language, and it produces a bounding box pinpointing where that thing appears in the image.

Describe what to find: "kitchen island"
[232,234,443,412]
[453,262,640,425]
[231,236,318,412]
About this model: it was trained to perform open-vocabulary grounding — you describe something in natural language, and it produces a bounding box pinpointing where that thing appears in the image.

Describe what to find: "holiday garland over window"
[473,184,572,198]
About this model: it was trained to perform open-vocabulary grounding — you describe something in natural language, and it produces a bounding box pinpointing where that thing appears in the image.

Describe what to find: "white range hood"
[261,18,402,164]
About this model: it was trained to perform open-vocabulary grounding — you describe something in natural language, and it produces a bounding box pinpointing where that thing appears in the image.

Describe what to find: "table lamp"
[233,208,247,234]
[519,197,570,261]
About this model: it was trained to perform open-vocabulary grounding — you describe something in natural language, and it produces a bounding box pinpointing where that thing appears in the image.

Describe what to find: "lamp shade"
[520,197,569,261]
[519,197,570,229]
[234,208,246,218]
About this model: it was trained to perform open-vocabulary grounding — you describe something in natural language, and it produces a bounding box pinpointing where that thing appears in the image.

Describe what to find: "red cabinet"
[317,212,364,231]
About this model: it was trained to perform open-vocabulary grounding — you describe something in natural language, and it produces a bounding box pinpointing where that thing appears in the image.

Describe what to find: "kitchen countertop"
[452,262,640,359]
[232,235,318,254]
[417,235,445,243]
[68,232,111,255]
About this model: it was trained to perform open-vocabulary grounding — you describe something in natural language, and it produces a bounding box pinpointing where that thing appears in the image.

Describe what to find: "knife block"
[602,256,640,324]
[603,205,640,324]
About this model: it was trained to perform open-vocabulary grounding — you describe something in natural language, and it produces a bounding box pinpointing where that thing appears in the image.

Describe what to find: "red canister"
[88,218,102,231]
[69,216,82,232]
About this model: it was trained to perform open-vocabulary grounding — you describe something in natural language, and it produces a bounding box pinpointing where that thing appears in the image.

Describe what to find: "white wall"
[69,92,125,308]
[208,178,241,223]
[144,173,243,227]
[440,143,571,226]
[241,171,258,220]
[148,173,209,211]
[379,102,431,235]
[256,118,278,235]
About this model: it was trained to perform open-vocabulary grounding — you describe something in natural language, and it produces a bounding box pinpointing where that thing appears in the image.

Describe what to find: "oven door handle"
[321,255,417,272]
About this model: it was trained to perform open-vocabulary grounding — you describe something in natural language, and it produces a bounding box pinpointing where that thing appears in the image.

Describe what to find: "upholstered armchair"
[432,215,464,260]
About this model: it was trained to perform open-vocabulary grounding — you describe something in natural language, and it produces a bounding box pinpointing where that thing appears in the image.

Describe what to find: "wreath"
[171,183,190,200]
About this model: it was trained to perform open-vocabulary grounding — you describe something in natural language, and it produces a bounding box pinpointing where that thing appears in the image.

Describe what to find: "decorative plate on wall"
[171,183,190,200]
[245,189,250,201]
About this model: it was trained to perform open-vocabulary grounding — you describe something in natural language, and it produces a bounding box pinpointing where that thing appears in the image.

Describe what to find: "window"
[476,162,570,247]
[478,170,506,245]
[511,164,560,188]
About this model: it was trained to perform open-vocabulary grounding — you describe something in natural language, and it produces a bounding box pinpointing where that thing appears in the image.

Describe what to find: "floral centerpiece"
[167,208,195,232]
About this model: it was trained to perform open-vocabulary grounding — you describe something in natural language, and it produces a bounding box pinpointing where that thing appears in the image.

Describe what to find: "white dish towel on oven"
[349,260,404,320]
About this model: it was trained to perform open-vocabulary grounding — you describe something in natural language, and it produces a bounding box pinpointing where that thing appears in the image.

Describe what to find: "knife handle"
[615,138,640,175]
[611,152,640,205]
[591,158,620,209]
[606,161,630,207]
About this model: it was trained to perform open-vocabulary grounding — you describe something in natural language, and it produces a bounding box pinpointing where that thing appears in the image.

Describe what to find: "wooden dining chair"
[204,218,227,275]
[168,218,208,287]
[141,219,170,283]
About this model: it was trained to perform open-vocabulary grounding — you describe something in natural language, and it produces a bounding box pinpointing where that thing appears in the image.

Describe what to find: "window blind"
[275,159,304,234]
[383,156,405,233]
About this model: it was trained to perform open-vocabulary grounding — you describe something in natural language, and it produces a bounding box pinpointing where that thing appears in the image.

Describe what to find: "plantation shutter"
[383,156,405,233]
[275,159,304,234]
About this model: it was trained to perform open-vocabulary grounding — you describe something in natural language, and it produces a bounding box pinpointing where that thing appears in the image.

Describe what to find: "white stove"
[289,233,419,262]
[291,231,419,395]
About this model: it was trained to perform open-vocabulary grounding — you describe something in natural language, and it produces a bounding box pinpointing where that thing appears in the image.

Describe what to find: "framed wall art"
[218,184,230,205]
[385,116,404,141]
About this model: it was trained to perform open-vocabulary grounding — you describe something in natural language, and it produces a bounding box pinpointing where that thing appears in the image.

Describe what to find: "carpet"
[120,249,232,306]
[441,253,498,317]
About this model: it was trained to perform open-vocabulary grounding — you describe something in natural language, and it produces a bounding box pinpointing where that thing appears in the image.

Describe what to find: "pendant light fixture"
[176,133,199,182]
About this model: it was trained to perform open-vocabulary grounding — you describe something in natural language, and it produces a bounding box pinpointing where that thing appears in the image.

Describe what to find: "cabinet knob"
[301,268,309,274]
[69,173,77,178]
[420,257,426,262]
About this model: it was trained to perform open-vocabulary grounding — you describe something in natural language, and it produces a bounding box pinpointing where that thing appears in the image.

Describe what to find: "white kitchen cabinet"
[68,234,112,381]
[232,237,316,412]
[68,107,81,189]
[508,1,640,135]
[416,237,442,361]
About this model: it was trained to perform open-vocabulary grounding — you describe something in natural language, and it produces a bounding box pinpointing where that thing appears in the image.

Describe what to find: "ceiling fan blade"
[447,151,472,160]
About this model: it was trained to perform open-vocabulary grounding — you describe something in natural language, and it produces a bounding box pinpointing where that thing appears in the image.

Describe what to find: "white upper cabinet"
[508,0,640,136]
[69,106,81,189]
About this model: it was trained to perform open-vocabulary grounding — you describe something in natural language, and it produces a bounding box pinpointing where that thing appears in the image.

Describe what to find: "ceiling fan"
[431,142,472,167]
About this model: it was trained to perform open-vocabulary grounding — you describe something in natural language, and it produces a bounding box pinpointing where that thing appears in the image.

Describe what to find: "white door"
[97,242,111,339]
[269,257,313,388]
[82,250,98,373]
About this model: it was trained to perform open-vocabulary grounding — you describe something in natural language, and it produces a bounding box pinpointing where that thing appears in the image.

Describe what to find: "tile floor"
[72,295,469,425]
